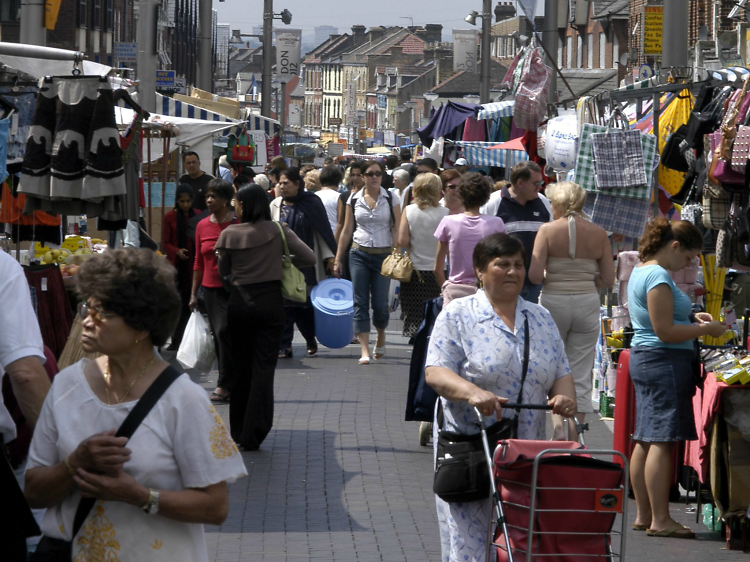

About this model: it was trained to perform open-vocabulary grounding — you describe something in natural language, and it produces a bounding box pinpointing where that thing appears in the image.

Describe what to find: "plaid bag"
[591,193,652,239]
[592,130,647,189]
[703,189,732,230]
[514,48,552,131]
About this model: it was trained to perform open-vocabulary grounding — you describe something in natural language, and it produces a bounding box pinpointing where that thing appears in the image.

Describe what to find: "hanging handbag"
[684,86,732,148]
[709,131,746,191]
[703,190,732,230]
[381,249,418,283]
[731,125,750,172]
[274,221,307,303]
[28,366,181,562]
[661,124,690,172]
[433,314,529,503]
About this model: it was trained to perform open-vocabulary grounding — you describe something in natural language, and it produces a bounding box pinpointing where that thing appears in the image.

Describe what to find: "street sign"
[114,42,137,63]
[329,117,342,126]
[155,70,176,88]
[643,5,663,56]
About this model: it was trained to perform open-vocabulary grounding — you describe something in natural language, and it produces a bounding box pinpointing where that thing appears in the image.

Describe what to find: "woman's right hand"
[332,262,342,279]
[177,248,188,260]
[468,389,508,418]
[189,294,199,311]
[70,430,131,476]
[703,321,728,338]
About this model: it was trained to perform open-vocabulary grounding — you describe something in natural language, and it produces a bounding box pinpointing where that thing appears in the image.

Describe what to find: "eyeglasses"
[78,302,118,322]
[364,171,383,178]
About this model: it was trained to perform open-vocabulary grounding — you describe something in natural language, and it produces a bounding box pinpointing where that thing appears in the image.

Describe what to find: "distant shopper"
[218,155,233,182]
[179,151,214,211]
[316,165,344,236]
[454,157,469,175]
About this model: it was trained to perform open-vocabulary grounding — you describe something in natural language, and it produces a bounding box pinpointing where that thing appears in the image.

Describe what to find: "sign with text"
[328,117,342,126]
[155,70,176,87]
[453,29,479,73]
[45,0,63,30]
[276,28,302,82]
[345,81,356,123]
[328,142,344,157]
[114,42,138,63]
[643,5,663,56]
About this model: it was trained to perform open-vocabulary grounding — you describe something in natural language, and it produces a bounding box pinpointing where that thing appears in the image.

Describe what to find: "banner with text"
[276,28,302,82]
[453,29,479,73]
[345,81,357,124]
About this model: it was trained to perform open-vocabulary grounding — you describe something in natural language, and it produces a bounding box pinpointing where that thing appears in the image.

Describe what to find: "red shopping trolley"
[475,406,630,562]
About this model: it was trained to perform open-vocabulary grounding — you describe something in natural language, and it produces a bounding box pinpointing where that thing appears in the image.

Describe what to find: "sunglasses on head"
[364,171,383,178]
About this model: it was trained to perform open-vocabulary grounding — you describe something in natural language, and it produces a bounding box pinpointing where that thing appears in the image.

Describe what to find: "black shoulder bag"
[29,365,181,562]
[433,313,529,503]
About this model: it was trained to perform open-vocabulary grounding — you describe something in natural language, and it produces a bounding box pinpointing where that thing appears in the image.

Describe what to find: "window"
[587,33,593,68]
[566,36,572,68]
[613,32,619,69]
[77,0,88,28]
[576,34,582,68]
[0,0,20,22]
[558,37,564,69]
[599,32,606,68]
[105,0,113,31]
[92,0,101,30]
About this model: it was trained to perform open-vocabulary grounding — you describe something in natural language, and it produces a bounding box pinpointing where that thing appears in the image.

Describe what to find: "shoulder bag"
[433,313,529,503]
[381,249,420,283]
[274,221,307,303]
[29,365,182,562]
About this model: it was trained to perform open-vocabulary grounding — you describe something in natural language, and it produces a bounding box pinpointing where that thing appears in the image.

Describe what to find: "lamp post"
[356,109,366,154]
[464,0,492,104]
[260,2,293,117]
[404,100,417,144]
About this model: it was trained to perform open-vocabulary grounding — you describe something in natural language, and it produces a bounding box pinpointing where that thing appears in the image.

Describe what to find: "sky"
[212,0,519,40]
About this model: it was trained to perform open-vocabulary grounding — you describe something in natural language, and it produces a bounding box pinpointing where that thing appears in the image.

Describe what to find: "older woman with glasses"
[334,160,401,364]
[25,249,247,562]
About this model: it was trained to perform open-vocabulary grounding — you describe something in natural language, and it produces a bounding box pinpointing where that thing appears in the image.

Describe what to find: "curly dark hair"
[76,249,181,347]
[638,218,703,261]
[456,172,491,209]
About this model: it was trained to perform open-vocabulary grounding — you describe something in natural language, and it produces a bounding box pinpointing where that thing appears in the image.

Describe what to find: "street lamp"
[261,2,294,118]
[404,100,417,144]
[423,92,439,102]
[463,94,481,105]
[464,0,492,104]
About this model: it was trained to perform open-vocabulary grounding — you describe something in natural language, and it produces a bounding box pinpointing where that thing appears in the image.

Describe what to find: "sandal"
[307,343,318,357]
[359,356,371,365]
[646,522,695,538]
[210,391,230,404]
[632,523,649,531]
[278,348,293,359]
[374,346,386,360]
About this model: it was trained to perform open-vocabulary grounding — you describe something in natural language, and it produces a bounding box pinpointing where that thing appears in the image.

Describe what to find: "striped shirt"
[349,187,400,248]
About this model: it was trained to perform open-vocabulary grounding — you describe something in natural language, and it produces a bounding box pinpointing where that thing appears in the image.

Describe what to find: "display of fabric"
[22,264,73,359]
[18,76,126,217]
[461,117,486,141]
[591,129,647,189]
[0,86,38,164]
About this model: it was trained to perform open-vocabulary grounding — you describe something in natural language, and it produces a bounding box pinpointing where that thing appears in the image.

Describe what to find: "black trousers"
[280,299,316,350]
[170,290,192,348]
[228,282,285,449]
[202,286,235,392]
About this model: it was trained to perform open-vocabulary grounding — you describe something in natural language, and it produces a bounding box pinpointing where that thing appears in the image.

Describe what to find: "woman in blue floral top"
[425,233,577,562]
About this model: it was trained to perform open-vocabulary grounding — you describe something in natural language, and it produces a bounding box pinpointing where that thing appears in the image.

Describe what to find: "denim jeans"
[521,282,542,304]
[349,249,391,334]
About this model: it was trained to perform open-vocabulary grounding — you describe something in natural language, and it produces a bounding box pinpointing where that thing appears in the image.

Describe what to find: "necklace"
[102,355,156,405]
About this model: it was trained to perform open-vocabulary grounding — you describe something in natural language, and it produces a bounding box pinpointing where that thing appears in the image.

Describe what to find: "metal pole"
[20,0,46,45]
[261,0,274,117]
[136,0,157,112]
[480,0,492,104]
[662,0,688,68]
[198,0,213,91]
[280,81,287,159]
[543,0,559,103]
[0,42,81,59]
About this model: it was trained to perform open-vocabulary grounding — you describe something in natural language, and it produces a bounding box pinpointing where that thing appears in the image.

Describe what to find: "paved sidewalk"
[169,317,745,562]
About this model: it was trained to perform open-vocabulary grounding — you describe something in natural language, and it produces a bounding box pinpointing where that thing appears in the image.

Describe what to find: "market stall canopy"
[0,54,111,79]
[477,100,515,120]
[452,140,528,168]
[417,101,480,146]
[488,137,526,151]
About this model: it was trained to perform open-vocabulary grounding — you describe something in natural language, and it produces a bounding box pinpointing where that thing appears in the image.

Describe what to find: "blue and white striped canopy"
[453,141,527,168]
[476,100,515,120]
[156,93,280,135]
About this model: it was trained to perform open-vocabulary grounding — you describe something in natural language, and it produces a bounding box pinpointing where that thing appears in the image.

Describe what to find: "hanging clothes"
[23,264,73,359]
[18,76,126,218]
[0,86,38,165]
[461,117,486,141]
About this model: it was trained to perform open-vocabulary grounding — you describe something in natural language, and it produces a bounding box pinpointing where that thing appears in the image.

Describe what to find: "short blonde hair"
[304,170,321,191]
[545,181,588,217]
[412,173,442,209]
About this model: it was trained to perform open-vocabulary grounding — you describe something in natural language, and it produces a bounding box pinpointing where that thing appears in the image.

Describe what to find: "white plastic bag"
[176,310,215,373]
[388,279,400,312]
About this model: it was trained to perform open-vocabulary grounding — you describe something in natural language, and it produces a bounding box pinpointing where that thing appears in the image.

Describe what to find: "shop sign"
[378,94,387,109]
[155,70,176,87]
[114,42,138,63]
[643,5,663,56]
[329,117,342,126]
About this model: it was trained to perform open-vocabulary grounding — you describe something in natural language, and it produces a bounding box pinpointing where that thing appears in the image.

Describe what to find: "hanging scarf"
[281,189,337,286]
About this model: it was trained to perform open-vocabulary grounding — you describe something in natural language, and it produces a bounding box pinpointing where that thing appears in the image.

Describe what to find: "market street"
[166,319,747,562]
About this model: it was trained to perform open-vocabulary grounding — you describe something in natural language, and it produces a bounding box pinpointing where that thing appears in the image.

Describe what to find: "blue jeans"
[349,249,391,334]
[521,282,542,304]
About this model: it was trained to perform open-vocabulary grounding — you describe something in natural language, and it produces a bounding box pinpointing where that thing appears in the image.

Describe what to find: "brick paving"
[167,316,746,562]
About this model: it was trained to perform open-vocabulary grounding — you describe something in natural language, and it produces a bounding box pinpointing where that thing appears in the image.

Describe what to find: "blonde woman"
[528,181,615,440]
[397,173,449,339]
[304,169,321,192]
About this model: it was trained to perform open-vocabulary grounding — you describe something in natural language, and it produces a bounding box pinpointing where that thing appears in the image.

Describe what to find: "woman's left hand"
[548,395,577,418]
[694,312,713,323]
[73,467,147,507]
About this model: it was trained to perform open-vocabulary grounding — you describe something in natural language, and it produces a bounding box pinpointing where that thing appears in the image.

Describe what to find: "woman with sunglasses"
[334,160,402,364]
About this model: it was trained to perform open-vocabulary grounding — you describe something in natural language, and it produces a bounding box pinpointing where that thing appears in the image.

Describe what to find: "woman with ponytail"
[627,219,726,539]
[162,184,197,349]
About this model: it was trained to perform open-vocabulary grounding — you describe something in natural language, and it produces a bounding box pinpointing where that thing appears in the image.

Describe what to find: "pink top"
[435,214,506,285]
[194,216,238,288]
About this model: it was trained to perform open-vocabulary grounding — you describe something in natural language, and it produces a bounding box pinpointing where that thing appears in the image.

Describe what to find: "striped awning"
[613,77,659,92]
[156,93,280,135]
[453,141,527,168]
[476,100,515,120]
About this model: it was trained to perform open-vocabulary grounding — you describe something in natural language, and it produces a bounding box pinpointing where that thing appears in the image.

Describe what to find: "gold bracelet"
[64,456,76,477]
[140,488,154,511]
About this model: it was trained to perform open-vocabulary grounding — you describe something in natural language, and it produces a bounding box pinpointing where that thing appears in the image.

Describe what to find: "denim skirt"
[629,346,698,442]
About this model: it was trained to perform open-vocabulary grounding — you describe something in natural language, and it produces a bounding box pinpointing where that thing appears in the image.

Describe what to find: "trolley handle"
[502,403,554,411]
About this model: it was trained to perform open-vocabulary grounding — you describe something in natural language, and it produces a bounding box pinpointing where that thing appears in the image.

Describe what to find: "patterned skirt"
[400,270,441,338]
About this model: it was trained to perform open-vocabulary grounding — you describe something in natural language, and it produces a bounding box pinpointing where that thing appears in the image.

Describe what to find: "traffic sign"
[155,70,176,88]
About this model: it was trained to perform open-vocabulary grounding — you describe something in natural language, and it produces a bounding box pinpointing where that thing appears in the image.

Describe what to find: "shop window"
[0,0,20,22]
[77,0,88,28]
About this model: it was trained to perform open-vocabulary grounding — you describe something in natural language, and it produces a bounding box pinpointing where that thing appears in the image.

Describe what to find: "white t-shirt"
[0,251,45,443]
[26,360,248,561]
[315,188,341,236]
[405,204,449,270]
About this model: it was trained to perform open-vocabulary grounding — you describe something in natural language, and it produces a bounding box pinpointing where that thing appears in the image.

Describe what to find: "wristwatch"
[141,488,160,515]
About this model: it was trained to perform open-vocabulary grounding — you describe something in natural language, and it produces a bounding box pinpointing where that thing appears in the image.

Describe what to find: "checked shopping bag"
[591,129,647,190]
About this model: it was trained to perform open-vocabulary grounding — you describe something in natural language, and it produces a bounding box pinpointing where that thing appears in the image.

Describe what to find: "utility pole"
[136,0,158,112]
[662,0,688,68]
[479,0,492,103]
[543,0,559,103]
[198,0,213,91]
[20,0,46,45]
[261,0,274,117]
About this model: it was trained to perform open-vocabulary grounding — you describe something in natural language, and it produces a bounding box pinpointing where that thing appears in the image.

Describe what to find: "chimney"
[390,46,403,57]
[424,24,443,44]
[351,25,366,46]
[369,26,385,45]
[495,2,516,22]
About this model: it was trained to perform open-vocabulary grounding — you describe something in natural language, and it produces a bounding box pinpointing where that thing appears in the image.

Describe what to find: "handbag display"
[731,125,750,172]
[29,366,181,562]
[709,131,745,191]
[433,314,529,503]
[702,190,732,230]
[684,86,732,148]
[661,124,690,172]
[274,221,307,303]
[381,249,419,283]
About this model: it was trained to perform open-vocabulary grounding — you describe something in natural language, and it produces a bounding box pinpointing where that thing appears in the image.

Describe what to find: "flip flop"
[646,522,695,538]
[374,346,386,360]
[210,391,230,404]
[632,523,649,531]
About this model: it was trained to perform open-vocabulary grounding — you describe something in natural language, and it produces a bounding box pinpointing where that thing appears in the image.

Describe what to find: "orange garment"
[0,183,61,226]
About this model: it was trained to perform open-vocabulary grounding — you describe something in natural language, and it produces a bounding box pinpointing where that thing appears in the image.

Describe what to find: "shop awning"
[157,93,280,135]
[452,141,528,168]
[476,100,514,120]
